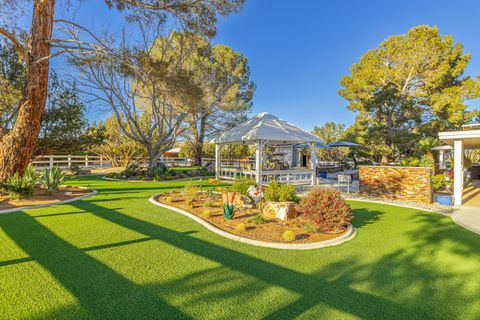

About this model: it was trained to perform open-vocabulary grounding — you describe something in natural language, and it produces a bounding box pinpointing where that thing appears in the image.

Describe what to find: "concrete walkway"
[452,181,480,235]
[452,206,480,235]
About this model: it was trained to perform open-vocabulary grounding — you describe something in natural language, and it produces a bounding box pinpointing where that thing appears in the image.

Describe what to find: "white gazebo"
[439,123,480,205]
[212,112,323,185]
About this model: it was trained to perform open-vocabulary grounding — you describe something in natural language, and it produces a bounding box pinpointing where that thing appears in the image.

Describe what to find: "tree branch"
[0,27,27,61]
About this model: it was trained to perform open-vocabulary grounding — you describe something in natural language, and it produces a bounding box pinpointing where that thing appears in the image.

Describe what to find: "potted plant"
[433,171,453,206]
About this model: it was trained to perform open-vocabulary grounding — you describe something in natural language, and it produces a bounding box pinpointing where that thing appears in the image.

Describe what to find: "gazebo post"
[453,140,464,206]
[310,142,317,185]
[255,140,263,185]
[215,143,221,180]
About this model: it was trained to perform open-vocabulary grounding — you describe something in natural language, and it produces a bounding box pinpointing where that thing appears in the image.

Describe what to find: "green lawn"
[0,176,479,319]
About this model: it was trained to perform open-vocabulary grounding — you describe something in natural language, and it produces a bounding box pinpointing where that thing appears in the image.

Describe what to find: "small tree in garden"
[90,114,147,167]
[299,188,353,233]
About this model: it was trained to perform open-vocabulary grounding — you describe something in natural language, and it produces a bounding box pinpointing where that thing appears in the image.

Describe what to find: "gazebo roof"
[213,112,322,144]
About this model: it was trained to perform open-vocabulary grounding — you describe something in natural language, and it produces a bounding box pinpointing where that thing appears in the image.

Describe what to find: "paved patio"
[452,180,480,235]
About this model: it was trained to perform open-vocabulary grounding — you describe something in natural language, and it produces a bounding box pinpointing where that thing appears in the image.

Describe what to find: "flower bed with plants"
[155,178,354,244]
[106,163,213,181]
[0,166,93,211]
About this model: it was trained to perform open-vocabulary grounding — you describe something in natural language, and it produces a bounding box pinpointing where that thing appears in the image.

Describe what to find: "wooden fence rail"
[30,155,217,169]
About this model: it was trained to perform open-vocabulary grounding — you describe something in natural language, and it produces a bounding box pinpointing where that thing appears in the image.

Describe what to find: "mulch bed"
[0,186,92,211]
[156,192,346,244]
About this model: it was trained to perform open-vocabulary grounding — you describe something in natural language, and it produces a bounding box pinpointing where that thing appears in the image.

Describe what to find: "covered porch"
[439,123,480,206]
[213,112,323,185]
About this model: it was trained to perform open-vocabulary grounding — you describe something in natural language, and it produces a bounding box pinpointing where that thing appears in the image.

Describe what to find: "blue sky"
[53,0,480,130]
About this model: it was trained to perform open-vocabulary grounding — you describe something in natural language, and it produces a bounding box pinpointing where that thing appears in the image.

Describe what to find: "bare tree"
[69,25,203,171]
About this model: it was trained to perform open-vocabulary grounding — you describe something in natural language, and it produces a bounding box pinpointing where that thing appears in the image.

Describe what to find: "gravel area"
[341,192,454,215]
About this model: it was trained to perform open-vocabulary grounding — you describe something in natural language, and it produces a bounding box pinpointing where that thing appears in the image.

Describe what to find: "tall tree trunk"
[191,115,206,166]
[0,0,55,180]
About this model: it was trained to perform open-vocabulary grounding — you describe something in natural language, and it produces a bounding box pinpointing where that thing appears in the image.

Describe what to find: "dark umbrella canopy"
[327,140,361,147]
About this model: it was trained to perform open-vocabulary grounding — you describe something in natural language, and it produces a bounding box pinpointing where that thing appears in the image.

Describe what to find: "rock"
[262,201,298,221]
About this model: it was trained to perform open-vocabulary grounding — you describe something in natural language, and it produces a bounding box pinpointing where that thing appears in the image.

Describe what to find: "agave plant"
[41,167,65,195]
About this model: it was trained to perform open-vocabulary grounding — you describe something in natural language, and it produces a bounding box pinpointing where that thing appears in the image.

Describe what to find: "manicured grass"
[0,175,479,319]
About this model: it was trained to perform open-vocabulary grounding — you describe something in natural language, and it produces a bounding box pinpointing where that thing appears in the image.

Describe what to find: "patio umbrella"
[327,140,361,148]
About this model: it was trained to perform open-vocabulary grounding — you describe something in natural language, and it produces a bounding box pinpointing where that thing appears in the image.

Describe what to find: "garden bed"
[155,191,348,244]
[0,185,93,212]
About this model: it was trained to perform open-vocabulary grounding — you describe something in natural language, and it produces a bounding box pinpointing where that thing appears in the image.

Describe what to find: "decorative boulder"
[262,201,298,221]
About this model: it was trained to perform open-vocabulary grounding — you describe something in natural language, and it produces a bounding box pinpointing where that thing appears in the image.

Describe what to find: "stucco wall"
[359,166,433,204]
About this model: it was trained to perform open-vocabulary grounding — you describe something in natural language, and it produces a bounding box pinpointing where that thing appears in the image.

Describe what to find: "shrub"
[123,163,144,178]
[299,188,353,233]
[165,196,173,203]
[202,210,212,218]
[147,162,168,178]
[399,157,420,167]
[432,174,446,191]
[183,183,198,208]
[41,167,66,195]
[204,199,214,208]
[236,223,246,232]
[283,230,296,242]
[419,152,435,169]
[249,214,266,225]
[69,165,81,176]
[264,180,298,202]
[1,166,38,199]
[230,178,256,195]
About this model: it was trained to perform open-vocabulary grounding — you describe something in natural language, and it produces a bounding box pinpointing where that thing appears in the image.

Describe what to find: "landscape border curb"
[149,194,356,250]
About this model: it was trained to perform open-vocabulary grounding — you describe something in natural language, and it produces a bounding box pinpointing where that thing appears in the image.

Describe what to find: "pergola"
[213,112,323,185]
[439,123,480,205]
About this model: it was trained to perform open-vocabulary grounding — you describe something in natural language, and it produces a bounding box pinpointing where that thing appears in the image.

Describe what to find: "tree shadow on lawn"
[67,200,479,319]
[350,206,383,229]
[0,212,189,319]
[1,197,479,319]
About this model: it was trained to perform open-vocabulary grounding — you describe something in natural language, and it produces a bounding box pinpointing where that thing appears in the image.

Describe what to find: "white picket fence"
[30,155,216,169]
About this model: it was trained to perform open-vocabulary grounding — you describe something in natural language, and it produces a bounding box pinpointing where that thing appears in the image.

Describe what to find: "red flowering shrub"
[299,188,353,232]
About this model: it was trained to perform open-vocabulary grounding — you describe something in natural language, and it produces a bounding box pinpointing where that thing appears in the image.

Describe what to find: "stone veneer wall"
[359,166,433,204]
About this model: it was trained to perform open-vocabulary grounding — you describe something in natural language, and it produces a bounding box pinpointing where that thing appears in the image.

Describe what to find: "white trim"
[439,129,480,140]
[149,194,356,250]
[0,186,97,214]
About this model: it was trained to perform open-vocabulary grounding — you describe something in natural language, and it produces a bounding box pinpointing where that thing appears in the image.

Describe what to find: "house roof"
[213,112,322,144]
[164,147,181,153]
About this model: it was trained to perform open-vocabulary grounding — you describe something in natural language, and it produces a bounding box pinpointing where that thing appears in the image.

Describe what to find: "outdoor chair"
[337,174,352,193]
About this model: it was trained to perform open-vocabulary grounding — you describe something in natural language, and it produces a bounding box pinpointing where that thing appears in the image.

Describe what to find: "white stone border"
[103,176,214,183]
[149,194,356,250]
[0,186,97,214]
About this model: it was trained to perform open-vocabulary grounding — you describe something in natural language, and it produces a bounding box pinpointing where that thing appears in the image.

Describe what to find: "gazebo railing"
[218,167,313,185]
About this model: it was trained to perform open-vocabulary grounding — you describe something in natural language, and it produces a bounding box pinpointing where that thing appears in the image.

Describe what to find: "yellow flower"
[209,178,219,185]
